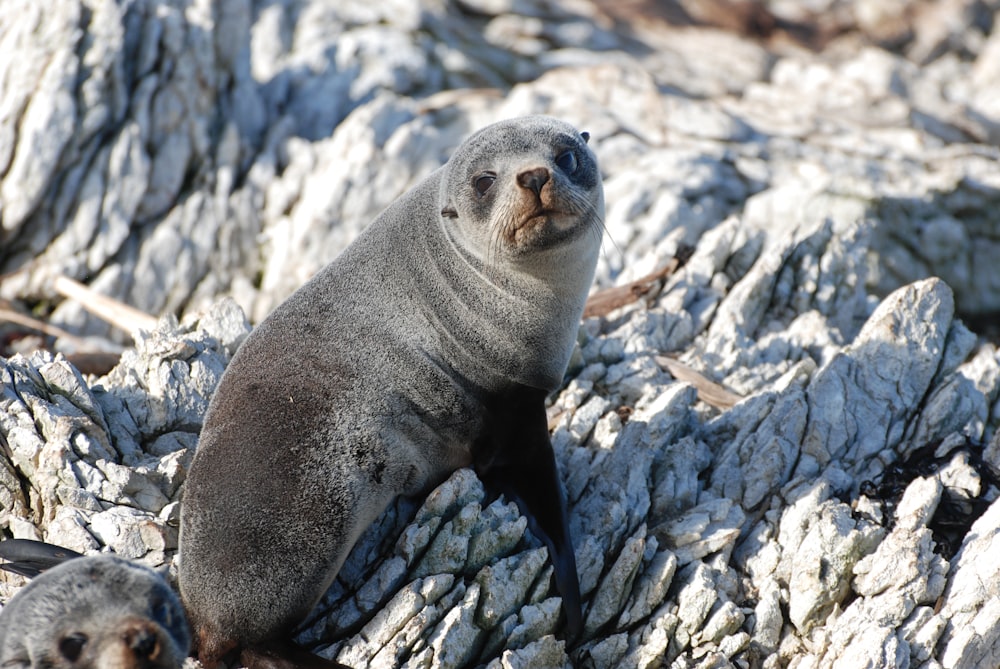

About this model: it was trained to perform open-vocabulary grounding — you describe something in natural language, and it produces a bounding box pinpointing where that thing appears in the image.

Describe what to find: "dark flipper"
[472,385,583,639]
[0,539,83,577]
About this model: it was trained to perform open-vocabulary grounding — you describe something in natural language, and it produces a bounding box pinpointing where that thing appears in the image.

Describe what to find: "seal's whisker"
[575,196,619,263]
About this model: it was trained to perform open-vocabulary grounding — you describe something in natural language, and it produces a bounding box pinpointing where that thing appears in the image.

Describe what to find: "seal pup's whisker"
[587,202,621,262]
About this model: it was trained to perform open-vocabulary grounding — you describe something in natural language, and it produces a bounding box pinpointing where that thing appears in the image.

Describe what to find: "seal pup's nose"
[517,167,550,196]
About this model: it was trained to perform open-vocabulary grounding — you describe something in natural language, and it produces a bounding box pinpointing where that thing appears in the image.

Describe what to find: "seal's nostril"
[59,633,88,662]
[125,627,158,658]
[517,167,550,196]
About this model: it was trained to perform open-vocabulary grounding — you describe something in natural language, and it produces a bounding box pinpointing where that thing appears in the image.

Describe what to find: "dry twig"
[52,276,157,335]
[583,245,693,319]
[656,355,742,409]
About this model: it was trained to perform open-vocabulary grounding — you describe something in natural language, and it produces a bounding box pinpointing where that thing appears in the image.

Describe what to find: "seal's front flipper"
[483,445,584,640]
[473,386,583,639]
[0,539,83,578]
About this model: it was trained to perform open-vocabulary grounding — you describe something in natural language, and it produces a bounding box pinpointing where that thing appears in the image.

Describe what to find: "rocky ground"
[2,1,1000,667]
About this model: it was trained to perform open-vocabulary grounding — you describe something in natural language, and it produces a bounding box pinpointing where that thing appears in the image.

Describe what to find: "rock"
[2,1,1000,667]
[936,497,1000,667]
[485,635,569,669]
[0,301,245,567]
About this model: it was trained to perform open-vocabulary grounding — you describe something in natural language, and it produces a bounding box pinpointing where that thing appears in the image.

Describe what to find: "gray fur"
[178,116,603,663]
[0,555,190,669]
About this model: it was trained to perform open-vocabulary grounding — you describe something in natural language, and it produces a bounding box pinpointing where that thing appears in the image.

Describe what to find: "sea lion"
[178,115,604,666]
[0,552,190,669]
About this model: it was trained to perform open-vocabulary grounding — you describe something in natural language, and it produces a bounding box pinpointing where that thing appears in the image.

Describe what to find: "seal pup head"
[0,555,190,669]
[438,115,604,271]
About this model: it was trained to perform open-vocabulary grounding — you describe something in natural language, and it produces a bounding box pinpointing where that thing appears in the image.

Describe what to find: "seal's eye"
[59,633,88,662]
[556,151,578,174]
[474,174,496,196]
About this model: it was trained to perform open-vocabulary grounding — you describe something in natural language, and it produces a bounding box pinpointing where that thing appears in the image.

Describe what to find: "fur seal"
[0,552,190,669]
[178,115,604,666]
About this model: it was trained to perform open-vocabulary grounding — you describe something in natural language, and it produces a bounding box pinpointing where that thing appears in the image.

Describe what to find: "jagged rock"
[2,1,1000,667]
[0,299,247,574]
[936,497,1000,666]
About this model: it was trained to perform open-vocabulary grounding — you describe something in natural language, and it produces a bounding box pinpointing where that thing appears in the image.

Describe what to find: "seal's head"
[439,115,604,267]
[431,115,605,389]
[0,555,190,669]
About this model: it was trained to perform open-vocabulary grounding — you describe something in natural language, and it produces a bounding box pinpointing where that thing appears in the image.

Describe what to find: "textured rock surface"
[2,1,1000,668]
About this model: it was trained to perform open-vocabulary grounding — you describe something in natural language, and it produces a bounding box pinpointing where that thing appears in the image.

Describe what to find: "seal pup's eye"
[556,151,578,174]
[581,131,590,144]
[474,173,496,196]
[59,632,88,661]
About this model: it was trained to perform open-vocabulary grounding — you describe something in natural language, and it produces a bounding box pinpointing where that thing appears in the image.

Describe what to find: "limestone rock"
[2,1,1000,667]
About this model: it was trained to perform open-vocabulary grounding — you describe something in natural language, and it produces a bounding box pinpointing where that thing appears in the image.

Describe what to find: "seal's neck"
[426,211,600,393]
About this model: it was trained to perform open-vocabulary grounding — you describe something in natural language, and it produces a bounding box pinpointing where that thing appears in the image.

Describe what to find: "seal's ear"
[441,204,458,219]
[580,131,590,144]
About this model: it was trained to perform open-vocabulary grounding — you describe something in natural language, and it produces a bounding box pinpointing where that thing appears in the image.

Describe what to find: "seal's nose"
[517,167,550,196]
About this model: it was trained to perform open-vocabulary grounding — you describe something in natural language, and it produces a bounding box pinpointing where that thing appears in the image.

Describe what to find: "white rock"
[3,3,1000,666]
